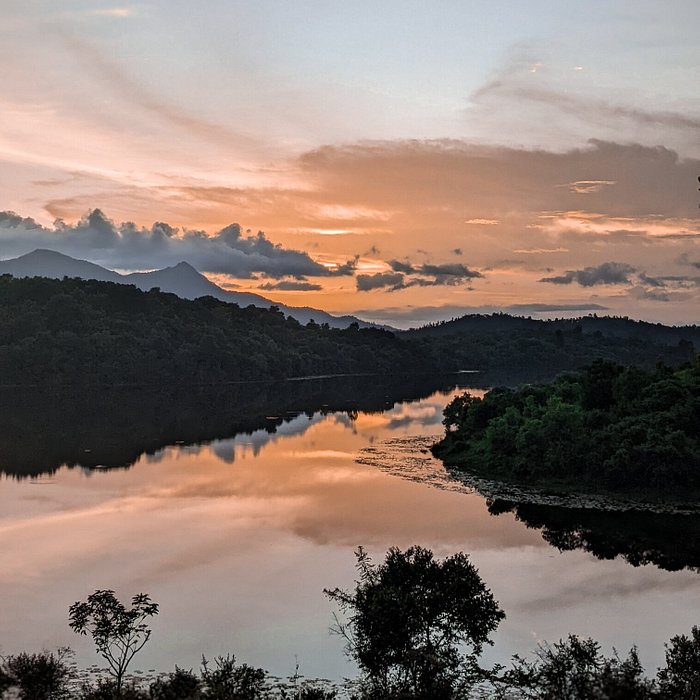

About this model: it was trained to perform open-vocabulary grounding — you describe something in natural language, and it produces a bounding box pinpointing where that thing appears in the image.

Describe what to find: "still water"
[1,375,699,681]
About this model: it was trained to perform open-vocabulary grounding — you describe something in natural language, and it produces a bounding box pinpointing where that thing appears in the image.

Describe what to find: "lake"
[1,374,699,683]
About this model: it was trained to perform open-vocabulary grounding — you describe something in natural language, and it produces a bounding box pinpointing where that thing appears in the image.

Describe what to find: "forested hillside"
[0,275,426,386]
[0,275,696,387]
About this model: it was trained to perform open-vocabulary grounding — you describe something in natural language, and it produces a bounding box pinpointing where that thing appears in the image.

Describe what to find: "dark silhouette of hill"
[0,249,377,329]
[0,275,425,387]
[405,312,700,347]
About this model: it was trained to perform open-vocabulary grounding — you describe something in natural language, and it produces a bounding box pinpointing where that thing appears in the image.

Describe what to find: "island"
[432,359,700,497]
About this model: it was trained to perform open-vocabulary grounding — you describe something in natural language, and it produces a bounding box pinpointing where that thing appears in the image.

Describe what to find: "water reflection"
[0,374,462,478]
[488,499,700,573]
[1,376,699,682]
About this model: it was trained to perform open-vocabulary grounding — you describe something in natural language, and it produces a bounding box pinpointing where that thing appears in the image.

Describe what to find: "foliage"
[69,590,159,698]
[325,545,504,699]
[657,626,700,698]
[0,648,74,700]
[0,276,694,388]
[78,678,148,699]
[500,635,656,699]
[434,359,700,496]
[149,666,201,699]
[0,276,428,387]
[199,655,267,699]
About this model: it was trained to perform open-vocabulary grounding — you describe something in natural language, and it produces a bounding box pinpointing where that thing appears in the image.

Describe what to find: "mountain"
[0,250,376,329]
[405,312,700,346]
[0,248,123,284]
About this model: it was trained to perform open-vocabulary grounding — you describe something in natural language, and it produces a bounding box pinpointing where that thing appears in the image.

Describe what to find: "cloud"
[679,253,700,269]
[258,280,322,291]
[629,286,672,302]
[460,45,700,163]
[514,247,569,254]
[388,260,482,285]
[0,209,354,280]
[637,272,666,288]
[356,260,484,292]
[562,180,616,194]
[91,8,134,18]
[540,262,636,287]
[356,272,405,291]
[56,33,260,153]
[637,273,700,289]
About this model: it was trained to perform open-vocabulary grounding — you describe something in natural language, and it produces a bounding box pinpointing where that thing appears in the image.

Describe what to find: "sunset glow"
[1,1,699,326]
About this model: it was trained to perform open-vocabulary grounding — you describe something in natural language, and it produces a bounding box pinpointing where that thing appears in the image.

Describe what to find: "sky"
[1,0,699,327]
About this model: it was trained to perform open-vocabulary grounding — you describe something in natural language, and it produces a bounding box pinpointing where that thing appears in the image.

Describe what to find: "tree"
[68,590,158,698]
[657,626,700,698]
[0,648,73,700]
[324,546,505,699]
[503,635,656,699]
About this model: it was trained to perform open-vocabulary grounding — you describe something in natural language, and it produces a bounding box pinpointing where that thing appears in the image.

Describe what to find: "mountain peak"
[23,248,74,260]
[170,261,198,272]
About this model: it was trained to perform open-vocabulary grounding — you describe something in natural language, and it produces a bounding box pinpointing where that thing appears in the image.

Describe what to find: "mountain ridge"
[0,249,378,329]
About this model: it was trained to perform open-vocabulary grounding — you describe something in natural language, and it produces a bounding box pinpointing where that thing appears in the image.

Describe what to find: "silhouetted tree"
[68,590,158,698]
[0,648,73,700]
[657,626,700,699]
[325,546,504,699]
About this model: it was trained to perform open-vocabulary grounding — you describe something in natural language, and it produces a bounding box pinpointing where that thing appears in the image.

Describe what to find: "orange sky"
[1,2,699,326]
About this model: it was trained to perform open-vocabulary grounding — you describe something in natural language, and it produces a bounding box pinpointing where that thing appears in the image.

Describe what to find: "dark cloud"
[390,260,414,274]
[638,273,700,289]
[0,209,355,280]
[638,272,666,288]
[679,253,700,269]
[540,262,636,287]
[357,261,483,292]
[385,260,483,287]
[258,280,322,291]
[419,263,483,280]
[629,286,672,302]
[356,272,405,291]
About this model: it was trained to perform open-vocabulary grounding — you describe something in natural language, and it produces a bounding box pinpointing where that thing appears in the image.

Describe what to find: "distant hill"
[0,275,423,387]
[405,312,700,347]
[0,276,695,388]
[0,249,377,329]
[0,248,123,283]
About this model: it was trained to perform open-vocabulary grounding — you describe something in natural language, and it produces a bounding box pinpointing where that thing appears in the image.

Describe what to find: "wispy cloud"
[91,8,134,18]
[560,180,616,194]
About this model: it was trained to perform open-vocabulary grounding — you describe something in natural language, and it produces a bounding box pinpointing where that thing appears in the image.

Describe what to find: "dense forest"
[433,360,700,496]
[0,275,429,386]
[0,275,696,388]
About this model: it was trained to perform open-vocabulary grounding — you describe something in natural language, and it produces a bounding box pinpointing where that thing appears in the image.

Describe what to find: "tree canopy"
[324,546,504,699]
[434,359,700,496]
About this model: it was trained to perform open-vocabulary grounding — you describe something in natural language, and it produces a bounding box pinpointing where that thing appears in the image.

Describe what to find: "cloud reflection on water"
[1,384,699,681]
